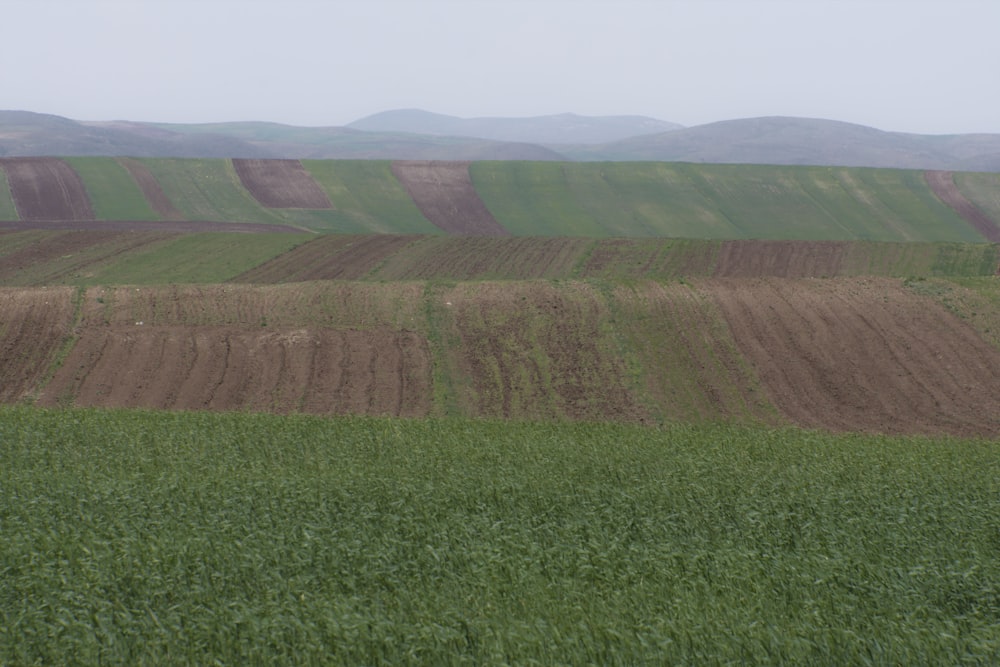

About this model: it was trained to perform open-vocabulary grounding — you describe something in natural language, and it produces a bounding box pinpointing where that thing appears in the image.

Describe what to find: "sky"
[4,0,999,134]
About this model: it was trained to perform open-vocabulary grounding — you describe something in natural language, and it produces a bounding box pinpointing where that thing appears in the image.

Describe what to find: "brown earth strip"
[709,277,1000,438]
[233,234,421,283]
[0,157,94,221]
[0,287,77,402]
[232,159,333,209]
[0,220,304,233]
[391,161,508,236]
[925,170,1000,243]
[713,240,848,278]
[117,157,186,220]
[369,236,591,280]
[38,325,432,417]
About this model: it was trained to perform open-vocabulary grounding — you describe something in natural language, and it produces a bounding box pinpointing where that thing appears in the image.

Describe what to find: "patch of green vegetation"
[138,158,286,224]
[64,157,159,221]
[471,163,983,241]
[83,233,313,284]
[303,160,440,234]
[2,407,999,664]
[0,168,18,220]
[955,172,1000,227]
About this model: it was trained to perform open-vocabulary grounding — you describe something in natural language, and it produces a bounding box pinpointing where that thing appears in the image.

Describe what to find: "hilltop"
[3,110,1000,171]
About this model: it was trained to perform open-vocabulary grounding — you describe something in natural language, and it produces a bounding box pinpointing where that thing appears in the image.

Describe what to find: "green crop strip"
[64,157,160,221]
[2,407,999,664]
[0,167,18,220]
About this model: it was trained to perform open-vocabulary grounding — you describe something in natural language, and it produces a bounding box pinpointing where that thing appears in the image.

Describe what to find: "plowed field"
[391,161,508,236]
[233,159,333,209]
[38,325,431,416]
[2,279,998,435]
[709,277,1000,437]
[0,287,76,402]
[0,158,94,221]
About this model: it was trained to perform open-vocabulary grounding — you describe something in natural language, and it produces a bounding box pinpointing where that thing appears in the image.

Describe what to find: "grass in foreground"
[2,408,999,664]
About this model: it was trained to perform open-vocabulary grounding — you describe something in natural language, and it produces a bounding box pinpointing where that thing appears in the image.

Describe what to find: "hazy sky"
[4,0,999,134]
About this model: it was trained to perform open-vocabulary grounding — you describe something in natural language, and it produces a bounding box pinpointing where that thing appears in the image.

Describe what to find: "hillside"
[566,117,1000,171]
[4,110,1000,170]
[347,109,682,144]
[2,277,998,437]
[2,157,999,241]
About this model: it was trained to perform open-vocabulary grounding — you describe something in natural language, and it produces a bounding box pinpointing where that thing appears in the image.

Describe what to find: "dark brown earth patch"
[925,170,1000,243]
[233,159,333,209]
[39,325,432,417]
[117,157,185,220]
[0,287,77,402]
[0,157,94,221]
[232,234,421,283]
[391,161,508,236]
[709,277,1000,438]
[713,240,848,278]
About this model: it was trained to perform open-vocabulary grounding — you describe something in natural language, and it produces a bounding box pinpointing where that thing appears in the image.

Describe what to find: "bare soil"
[0,287,76,402]
[233,159,333,209]
[391,161,509,236]
[117,157,186,220]
[709,277,1000,437]
[39,325,432,417]
[233,234,421,282]
[713,240,848,278]
[925,170,1000,243]
[0,157,94,221]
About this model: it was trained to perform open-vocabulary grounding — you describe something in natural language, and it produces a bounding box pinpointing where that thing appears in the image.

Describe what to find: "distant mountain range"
[2,109,1000,171]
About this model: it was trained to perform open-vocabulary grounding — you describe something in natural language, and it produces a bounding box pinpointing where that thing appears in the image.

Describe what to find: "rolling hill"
[2,157,998,241]
[4,110,1000,170]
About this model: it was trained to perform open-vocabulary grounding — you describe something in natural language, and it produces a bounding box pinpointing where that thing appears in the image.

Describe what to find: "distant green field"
[138,158,288,225]
[2,407,998,665]
[64,157,160,221]
[956,172,1000,224]
[471,162,986,241]
[0,169,17,220]
[81,233,313,284]
[302,160,440,234]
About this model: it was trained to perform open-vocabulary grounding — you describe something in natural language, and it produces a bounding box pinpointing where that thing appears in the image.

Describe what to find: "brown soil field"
[117,158,185,220]
[391,161,509,236]
[709,277,1000,437]
[38,325,431,416]
[713,240,848,278]
[0,157,94,221]
[0,287,76,402]
[232,159,333,209]
[368,236,591,280]
[2,280,998,435]
[926,170,1000,243]
[578,239,721,279]
[233,234,421,282]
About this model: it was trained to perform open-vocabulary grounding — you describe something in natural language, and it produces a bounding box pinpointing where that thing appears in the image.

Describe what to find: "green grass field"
[65,157,160,221]
[302,160,441,234]
[471,162,986,241]
[2,407,998,664]
[80,233,313,284]
[0,169,18,220]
